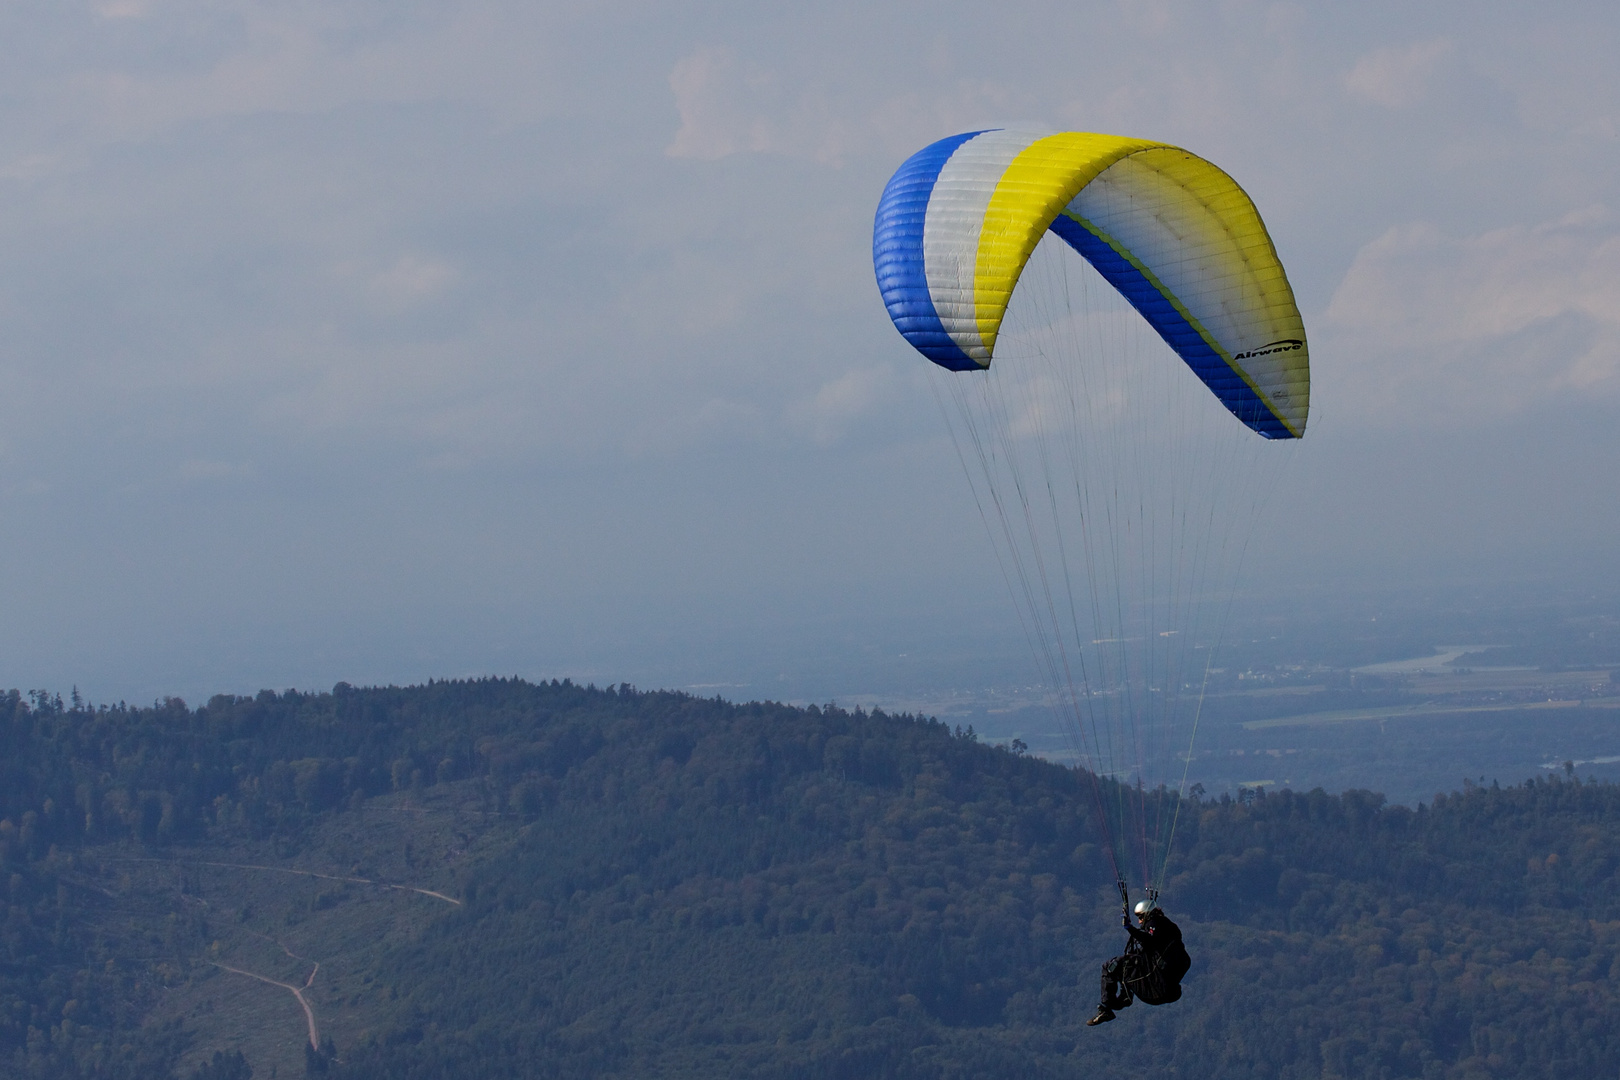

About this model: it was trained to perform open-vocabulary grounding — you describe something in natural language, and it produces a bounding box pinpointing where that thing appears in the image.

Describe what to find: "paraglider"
[872,128,1310,1011]
[1090,900,1191,1025]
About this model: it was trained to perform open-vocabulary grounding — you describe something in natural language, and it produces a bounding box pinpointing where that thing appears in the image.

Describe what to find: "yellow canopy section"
[965,133,1309,438]
[972,132,1157,352]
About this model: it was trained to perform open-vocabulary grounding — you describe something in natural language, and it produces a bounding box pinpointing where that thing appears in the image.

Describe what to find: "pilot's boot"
[1087,1006,1115,1026]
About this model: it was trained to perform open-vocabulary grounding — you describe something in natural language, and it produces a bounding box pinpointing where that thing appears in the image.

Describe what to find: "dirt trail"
[192,859,461,905]
[247,929,321,987]
[212,962,320,1049]
[117,857,462,905]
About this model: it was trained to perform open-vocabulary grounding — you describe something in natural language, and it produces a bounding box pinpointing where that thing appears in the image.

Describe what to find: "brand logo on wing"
[1232,339,1304,362]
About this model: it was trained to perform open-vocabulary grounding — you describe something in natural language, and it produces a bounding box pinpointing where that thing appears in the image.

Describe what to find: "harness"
[1120,936,1184,1006]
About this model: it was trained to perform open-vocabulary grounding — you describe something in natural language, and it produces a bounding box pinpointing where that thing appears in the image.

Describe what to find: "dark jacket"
[1122,911,1191,1003]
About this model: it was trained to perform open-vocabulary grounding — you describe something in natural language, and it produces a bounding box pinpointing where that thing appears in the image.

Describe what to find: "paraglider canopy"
[873,129,1309,438]
[872,128,1311,904]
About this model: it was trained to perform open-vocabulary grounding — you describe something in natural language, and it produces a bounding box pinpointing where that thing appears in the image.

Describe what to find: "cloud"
[1345,39,1454,108]
[3,0,1620,696]
[1322,207,1620,423]
[95,1,151,20]
[666,46,777,161]
[665,44,1030,166]
[622,396,770,458]
[177,459,240,481]
[18,2,572,152]
[666,46,849,163]
[787,367,893,446]
[0,153,61,180]
[360,254,458,310]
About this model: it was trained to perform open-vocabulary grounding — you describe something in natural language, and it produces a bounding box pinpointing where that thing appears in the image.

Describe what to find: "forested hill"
[4,680,1620,1079]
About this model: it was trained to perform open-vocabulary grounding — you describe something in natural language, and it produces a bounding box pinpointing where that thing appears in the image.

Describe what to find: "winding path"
[193,860,462,905]
[116,857,461,905]
[116,855,458,1056]
[212,962,321,1050]
[139,857,460,1053]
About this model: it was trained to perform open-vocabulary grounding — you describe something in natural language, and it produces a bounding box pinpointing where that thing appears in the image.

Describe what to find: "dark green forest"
[4,679,1619,1078]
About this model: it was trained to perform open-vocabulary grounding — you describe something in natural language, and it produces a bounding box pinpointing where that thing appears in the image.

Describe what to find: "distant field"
[1242,697,1620,730]
[1240,669,1619,730]
[1402,668,1616,694]
[960,664,1620,805]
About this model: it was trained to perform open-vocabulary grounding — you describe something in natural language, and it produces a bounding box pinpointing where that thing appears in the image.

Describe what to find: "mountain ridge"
[3,679,1618,1078]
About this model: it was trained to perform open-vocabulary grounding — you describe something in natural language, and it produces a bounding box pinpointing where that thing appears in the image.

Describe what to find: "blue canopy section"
[1045,215,1291,439]
[871,131,986,372]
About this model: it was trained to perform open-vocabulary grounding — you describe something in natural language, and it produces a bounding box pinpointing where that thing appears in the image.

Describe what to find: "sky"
[1,0,1618,705]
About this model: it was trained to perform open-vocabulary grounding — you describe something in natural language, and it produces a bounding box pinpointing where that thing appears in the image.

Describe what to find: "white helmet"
[1133,900,1154,918]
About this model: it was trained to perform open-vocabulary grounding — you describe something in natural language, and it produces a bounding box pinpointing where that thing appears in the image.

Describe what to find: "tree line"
[3,679,1619,1077]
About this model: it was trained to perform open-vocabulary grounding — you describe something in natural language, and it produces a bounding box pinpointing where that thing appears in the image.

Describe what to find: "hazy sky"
[2,1,1617,703]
